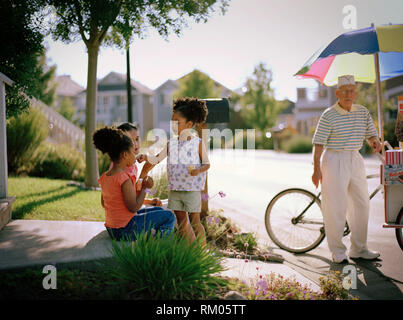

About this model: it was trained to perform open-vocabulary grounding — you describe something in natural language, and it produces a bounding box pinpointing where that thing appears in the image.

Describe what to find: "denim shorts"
[106,206,175,241]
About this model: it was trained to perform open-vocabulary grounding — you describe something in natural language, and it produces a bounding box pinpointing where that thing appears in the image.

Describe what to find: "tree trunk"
[84,44,100,188]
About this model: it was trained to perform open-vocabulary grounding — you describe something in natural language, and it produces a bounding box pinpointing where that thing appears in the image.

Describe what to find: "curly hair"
[117,122,139,132]
[172,97,208,124]
[92,126,133,162]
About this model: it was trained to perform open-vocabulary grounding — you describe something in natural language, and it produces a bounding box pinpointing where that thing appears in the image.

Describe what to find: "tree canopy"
[241,62,280,133]
[45,0,229,187]
[174,69,221,100]
[0,0,47,118]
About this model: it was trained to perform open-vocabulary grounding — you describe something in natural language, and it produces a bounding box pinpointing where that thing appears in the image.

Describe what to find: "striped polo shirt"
[312,103,378,150]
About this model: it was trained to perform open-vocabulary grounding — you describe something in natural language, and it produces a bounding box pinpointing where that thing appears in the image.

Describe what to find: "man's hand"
[312,168,322,188]
[368,137,381,153]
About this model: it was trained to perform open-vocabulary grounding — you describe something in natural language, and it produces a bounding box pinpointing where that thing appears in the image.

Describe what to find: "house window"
[297,88,306,100]
[103,96,109,106]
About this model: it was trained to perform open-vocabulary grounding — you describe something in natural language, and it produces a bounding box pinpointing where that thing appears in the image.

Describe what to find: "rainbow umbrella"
[295,24,403,155]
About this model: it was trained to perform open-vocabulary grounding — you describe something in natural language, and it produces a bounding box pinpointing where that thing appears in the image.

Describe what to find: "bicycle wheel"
[265,188,325,253]
[395,207,403,252]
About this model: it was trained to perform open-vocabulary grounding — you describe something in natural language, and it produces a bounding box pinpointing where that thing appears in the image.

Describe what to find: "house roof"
[76,71,154,95]
[55,75,84,97]
[99,72,154,95]
[279,100,295,114]
[154,79,178,91]
[385,74,403,90]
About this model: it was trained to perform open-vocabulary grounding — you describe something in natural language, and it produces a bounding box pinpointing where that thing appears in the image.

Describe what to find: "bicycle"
[264,173,387,254]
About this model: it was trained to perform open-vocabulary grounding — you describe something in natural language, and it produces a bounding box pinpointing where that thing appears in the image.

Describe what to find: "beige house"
[295,84,337,135]
[75,72,154,137]
[54,75,84,108]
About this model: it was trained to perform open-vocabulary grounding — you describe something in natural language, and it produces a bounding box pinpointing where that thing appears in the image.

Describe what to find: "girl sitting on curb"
[93,126,175,241]
[137,97,210,245]
[112,122,163,208]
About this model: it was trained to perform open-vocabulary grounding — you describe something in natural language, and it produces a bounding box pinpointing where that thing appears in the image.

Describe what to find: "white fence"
[31,98,85,152]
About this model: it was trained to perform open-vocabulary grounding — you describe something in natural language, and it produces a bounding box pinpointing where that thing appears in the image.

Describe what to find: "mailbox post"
[199,98,230,218]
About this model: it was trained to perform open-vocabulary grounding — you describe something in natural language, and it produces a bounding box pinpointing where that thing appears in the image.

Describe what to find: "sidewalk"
[0,219,321,294]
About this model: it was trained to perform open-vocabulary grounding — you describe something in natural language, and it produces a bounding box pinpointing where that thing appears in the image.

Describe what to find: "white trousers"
[321,149,370,256]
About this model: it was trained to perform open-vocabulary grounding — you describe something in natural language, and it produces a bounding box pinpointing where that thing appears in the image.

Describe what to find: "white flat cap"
[338,75,356,88]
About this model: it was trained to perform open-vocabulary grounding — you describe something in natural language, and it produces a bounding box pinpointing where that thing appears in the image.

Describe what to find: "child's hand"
[190,168,200,176]
[136,154,148,163]
[143,176,154,189]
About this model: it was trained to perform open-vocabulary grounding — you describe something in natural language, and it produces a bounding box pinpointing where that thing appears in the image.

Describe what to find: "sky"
[45,0,403,102]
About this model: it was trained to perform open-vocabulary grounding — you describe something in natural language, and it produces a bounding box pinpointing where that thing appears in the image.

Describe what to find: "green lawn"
[8,177,104,221]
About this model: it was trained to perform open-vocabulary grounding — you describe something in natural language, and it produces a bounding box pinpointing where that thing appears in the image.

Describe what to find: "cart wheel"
[395,207,403,252]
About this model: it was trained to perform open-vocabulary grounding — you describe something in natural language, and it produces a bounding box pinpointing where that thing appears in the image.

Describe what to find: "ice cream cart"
[381,96,403,251]
[294,24,403,252]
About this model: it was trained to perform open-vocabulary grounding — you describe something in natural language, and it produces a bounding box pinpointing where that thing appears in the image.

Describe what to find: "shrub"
[6,106,48,174]
[232,270,357,300]
[233,272,323,300]
[202,209,240,249]
[255,133,274,150]
[108,231,227,299]
[98,150,111,176]
[319,270,357,300]
[30,142,85,181]
[283,135,313,153]
[233,232,258,253]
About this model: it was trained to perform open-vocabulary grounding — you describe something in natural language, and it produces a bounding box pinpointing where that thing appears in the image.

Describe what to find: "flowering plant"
[201,191,226,202]
[145,189,157,196]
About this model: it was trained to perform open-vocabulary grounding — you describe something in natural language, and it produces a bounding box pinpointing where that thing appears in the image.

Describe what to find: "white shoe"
[332,253,348,264]
[349,249,380,260]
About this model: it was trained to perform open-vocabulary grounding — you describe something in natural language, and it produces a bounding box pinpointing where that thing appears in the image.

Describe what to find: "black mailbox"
[203,98,230,124]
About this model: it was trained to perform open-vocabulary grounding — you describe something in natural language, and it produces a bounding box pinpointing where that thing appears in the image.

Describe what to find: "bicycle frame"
[293,193,322,226]
[295,173,381,226]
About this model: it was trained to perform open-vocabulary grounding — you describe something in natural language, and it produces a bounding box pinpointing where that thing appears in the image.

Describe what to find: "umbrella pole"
[374,52,385,157]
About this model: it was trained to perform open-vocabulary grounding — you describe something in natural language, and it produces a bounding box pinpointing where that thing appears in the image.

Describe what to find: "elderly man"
[312,75,381,263]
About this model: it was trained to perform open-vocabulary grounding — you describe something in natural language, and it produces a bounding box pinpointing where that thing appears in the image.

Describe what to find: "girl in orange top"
[108,122,162,207]
[93,126,175,241]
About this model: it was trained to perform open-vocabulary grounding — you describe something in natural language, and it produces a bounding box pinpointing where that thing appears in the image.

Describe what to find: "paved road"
[207,149,403,300]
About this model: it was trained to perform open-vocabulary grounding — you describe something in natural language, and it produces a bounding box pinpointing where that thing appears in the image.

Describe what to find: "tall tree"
[241,63,279,134]
[46,0,229,187]
[0,0,46,118]
[174,69,221,99]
